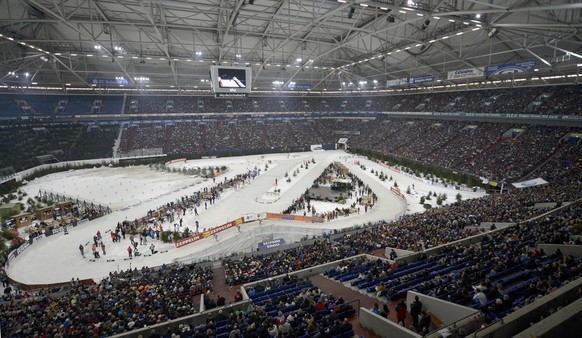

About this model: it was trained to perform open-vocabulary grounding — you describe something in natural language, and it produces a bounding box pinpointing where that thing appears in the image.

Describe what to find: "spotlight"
[488,28,498,39]
[348,6,355,19]
[421,19,430,30]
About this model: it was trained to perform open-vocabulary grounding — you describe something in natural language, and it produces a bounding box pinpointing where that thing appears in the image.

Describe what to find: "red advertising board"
[175,217,244,248]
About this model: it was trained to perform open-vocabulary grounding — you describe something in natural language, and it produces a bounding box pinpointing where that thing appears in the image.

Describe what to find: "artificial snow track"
[7,150,483,285]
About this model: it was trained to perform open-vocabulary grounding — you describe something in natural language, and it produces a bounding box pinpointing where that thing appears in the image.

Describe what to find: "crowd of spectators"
[0,263,212,337]
[224,179,580,285]
[1,85,581,120]
[0,118,578,207]
[0,124,117,172]
[123,86,582,115]
[467,126,568,181]
[324,204,580,327]
[282,162,377,219]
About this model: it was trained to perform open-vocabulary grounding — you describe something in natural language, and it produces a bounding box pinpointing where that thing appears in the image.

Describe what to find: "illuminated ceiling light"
[199,60,204,62]
[415,44,422,47]
[360,3,368,7]
[187,59,192,61]
[71,53,77,56]
[65,83,71,86]
[433,16,440,19]
[7,37,14,41]
[24,72,30,77]
[337,0,346,3]
[160,57,165,60]
[118,55,124,58]
[416,13,424,16]
[472,27,480,31]
[54,52,61,56]
[102,55,108,57]
[398,10,406,13]
[87,54,93,57]
[577,63,582,67]
[463,21,469,25]
[380,7,388,10]
[429,39,436,43]
[475,13,481,19]
[449,19,455,22]
[442,36,449,39]
[94,45,101,50]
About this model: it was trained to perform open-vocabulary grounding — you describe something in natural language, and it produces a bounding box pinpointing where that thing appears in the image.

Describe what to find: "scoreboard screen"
[210,66,252,96]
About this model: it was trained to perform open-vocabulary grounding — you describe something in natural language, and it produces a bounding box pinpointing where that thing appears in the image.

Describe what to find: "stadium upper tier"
[0,85,581,117]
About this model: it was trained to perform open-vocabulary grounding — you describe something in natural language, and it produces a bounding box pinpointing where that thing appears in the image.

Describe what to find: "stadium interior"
[0,0,581,337]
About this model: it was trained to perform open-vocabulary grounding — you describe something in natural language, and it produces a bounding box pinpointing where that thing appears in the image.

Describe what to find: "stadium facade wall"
[536,244,582,258]
[359,307,421,338]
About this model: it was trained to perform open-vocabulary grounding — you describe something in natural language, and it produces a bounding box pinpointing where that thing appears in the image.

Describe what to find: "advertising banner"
[88,78,130,86]
[386,78,408,87]
[409,74,435,84]
[266,212,325,223]
[165,158,187,166]
[390,187,406,200]
[447,67,484,80]
[175,217,244,248]
[511,178,548,189]
[288,83,311,90]
[258,238,287,251]
[485,60,536,77]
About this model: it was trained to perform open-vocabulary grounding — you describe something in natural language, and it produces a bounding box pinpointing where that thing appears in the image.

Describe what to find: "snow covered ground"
[7,150,485,285]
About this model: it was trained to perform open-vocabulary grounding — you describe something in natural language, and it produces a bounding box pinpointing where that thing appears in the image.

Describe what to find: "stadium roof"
[0,0,581,93]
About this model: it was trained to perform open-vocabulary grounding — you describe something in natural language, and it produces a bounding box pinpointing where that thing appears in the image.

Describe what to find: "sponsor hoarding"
[447,67,484,80]
[485,60,536,77]
[409,74,435,84]
[386,78,408,87]
[175,217,244,248]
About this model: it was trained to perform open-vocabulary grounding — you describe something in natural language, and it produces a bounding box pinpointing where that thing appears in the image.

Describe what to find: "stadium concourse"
[6,150,480,285]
